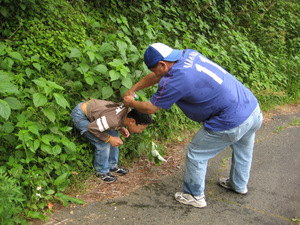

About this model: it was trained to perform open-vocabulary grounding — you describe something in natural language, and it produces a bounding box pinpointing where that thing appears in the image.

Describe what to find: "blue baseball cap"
[144,43,182,68]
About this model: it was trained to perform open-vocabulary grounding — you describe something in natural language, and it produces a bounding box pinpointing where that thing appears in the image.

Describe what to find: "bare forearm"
[130,72,161,93]
[130,100,160,114]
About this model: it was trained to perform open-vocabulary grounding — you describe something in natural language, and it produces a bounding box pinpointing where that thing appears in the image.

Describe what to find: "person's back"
[150,49,258,131]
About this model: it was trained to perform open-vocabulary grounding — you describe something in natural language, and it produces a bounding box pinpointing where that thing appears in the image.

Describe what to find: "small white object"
[151,142,167,162]
[36,193,42,198]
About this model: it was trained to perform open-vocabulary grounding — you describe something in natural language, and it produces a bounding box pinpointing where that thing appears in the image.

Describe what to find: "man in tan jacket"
[71,99,152,183]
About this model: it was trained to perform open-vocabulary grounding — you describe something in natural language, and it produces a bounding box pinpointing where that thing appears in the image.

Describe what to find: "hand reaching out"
[119,127,130,138]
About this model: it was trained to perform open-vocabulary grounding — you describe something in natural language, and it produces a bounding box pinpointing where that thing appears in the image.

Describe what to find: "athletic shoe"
[219,178,248,194]
[174,192,207,208]
[110,167,129,176]
[97,173,117,183]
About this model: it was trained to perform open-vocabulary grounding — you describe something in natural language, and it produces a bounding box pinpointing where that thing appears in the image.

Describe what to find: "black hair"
[127,109,152,125]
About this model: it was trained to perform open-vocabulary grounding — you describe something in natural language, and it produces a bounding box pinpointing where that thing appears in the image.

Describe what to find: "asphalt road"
[45,107,300,225]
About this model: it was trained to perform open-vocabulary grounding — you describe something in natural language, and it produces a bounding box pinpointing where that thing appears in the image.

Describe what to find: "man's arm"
[123,72,162,97]
[123,95,160,114]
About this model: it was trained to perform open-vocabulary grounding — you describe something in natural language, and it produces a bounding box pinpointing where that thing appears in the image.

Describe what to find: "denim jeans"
[71,103,119,175]
[183,105,263,196]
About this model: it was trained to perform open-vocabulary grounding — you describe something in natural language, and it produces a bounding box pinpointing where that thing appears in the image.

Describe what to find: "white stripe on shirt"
[101,116,109,130]
[96,116,110,132]
[96,118,105,132]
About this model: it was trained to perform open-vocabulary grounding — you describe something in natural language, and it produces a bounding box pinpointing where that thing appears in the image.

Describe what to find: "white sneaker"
[219,178,248,194]
[175,192,207,208]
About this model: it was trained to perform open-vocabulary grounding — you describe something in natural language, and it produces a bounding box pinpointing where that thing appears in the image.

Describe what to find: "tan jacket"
[83,99,129,142]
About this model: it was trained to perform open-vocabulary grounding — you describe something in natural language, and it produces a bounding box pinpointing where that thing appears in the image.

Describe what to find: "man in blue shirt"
[123,43,263,208]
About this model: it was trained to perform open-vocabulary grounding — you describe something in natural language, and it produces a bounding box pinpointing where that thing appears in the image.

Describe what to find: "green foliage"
[0,0,299,222]
[0,170,27,225]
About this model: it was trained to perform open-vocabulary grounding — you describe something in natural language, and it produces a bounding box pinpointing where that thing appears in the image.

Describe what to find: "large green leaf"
[122,77,132,89]
[33,78,47,88]
[120,67,129,77]
[1,122,14,133]
[33,93,47,107]
[78,62,90,74]
[109,70,120,81]
[0,81,18,94]
[47,81,64,90]
[54,172,69,186]
[62,62,73,72]
[25,67,32,77]
[53,93,70,109]
[94,64,108,74]
[0,57,14,70]
[117,40,127,60]
[55,193,85,207]
[128,54,140,63]
[61,137,76,151]
[0,99,11,120]
[108,58,125,69]
[102,86,113,99]
[0,73,18,94]
[41,134,55,145]
[4,97,23,110]
[41,143,52,154]
[52,145,62,156]
[33,139,40,152]
[69,48,82,58]
[43,108,56,122]
[84,73,94,86]
[9,52,24,62]
[33,63,41,72]
[87,51,95,62]
[27,211,46,220]
[28,124,39,136]
[73,81,83,91]
[100,43,114,53]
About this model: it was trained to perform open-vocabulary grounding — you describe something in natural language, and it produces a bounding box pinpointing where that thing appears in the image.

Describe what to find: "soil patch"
[262,103,300,123]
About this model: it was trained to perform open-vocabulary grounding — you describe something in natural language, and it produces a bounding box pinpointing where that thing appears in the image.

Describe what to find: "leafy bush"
[0,169,27,224]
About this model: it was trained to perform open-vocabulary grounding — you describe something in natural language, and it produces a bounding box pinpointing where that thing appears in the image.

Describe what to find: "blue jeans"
[183,105,263,196]
[71,103,119,175]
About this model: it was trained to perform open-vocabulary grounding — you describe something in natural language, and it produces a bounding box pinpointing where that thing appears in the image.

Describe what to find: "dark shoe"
[110,167,129,176]
[96,173,117,183]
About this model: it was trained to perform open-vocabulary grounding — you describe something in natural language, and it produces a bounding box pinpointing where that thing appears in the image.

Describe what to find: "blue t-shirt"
[150,49,258,131]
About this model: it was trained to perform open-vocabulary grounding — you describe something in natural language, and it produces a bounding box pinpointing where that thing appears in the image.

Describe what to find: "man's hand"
[123,89,135,98]
[109,136,123,148]
[119,127,130,138]
[123,95,135,107]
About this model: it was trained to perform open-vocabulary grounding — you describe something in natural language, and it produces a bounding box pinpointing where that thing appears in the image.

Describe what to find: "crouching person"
[71,99,152,183]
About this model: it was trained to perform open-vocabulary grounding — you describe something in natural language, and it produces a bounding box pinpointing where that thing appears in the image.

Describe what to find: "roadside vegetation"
[0,0,299,223]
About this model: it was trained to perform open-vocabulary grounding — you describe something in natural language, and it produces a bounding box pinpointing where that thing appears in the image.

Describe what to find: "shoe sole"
[102,178,117,183]
[110,171,128,176]
[97,175,117,183]
[176,199,207,208]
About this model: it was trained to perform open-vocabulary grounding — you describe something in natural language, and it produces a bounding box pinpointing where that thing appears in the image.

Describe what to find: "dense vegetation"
[0,0,299,223]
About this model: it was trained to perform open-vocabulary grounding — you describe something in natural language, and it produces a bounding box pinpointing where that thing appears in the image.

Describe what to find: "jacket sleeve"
[87,119,111,142]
